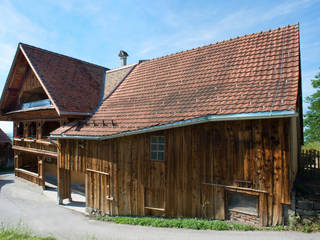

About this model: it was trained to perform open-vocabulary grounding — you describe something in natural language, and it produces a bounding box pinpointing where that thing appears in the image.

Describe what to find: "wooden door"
[86,168,112,215]
[144,161,166,216]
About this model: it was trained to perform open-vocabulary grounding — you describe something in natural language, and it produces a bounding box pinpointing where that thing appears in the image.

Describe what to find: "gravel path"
[0,172,319,240]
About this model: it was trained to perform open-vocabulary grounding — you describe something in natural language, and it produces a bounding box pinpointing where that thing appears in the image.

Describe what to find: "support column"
[57,168,72,204]
[14,152,22,176]
[37,156,45,189]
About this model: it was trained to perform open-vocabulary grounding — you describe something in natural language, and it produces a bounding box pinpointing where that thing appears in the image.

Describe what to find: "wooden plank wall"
[58,118,291,225]
[18,69,42,104]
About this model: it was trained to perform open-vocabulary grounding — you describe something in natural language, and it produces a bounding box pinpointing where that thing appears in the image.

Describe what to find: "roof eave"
[51,110,298,140]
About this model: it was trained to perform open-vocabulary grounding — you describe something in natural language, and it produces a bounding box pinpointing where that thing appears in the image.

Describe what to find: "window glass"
[150,136,165,161]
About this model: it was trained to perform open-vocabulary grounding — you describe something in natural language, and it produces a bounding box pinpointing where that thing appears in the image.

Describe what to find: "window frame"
[150,136,165,162]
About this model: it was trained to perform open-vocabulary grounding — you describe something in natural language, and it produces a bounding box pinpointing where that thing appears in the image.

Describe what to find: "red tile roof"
[53,24,300,137]
[20,43,107,115]
[0,129,11,143]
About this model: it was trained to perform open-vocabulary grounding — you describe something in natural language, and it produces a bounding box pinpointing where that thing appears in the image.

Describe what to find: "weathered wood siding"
[58,118,292,225]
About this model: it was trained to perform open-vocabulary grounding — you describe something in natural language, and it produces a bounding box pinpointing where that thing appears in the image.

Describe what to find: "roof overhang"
[51,110,298,140]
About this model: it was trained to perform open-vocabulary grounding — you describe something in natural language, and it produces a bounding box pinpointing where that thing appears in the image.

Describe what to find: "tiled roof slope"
[0,129,11,143]
[53,24,300,136]
[103,64,135,99]
[20,43,107,114]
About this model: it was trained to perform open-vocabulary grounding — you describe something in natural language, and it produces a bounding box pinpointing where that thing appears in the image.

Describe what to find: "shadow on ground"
[0,171,14,191]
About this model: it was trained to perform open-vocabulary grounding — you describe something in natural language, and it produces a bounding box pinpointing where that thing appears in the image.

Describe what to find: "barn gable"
[0,43,108,119]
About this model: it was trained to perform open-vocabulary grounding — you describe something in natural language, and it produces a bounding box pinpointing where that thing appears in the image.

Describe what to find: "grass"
[94,215,320,232]
[96,216,258,231]
[0,224,55,240]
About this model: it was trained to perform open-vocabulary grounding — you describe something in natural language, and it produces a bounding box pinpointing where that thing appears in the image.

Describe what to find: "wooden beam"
[15,167,38,177]
[12,145,57,158]
[86,168,110,176]
[201,182,268,194]
[144,206,166,211]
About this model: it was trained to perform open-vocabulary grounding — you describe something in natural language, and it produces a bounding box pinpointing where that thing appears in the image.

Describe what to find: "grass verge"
[0,224,55,240]
[94,215,320,232]
[96,216,258,231]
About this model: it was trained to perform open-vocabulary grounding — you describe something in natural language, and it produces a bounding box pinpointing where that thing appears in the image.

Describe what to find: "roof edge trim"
[51,110,298,140]
[19,44,61,115]
[0,44,21,110]
[5,105,55,115]
[106,63,136,73]
[59,111,91,116]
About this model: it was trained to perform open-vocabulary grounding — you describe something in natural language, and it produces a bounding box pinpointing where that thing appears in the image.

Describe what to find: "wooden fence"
[300,149,320,177]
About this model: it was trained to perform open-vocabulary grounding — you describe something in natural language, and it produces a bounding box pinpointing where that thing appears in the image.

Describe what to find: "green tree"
[304,68,320,144]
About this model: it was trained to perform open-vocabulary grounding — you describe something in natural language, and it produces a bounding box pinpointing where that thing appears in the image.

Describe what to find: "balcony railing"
[13,138,57,157]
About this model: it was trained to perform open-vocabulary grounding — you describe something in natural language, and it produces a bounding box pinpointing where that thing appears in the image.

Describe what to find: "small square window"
[150,136,165,161]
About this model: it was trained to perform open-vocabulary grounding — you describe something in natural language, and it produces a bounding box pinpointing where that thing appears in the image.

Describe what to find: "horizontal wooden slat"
[202,182,268,194]
[12,145,57,157]
[15,168,38,177]
[35,140,53,145]
[86,168,110,175]
[144,206,165,211]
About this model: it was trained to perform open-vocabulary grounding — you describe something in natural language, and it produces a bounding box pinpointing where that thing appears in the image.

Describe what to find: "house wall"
[0,143,13,168]
[58,118,294,226]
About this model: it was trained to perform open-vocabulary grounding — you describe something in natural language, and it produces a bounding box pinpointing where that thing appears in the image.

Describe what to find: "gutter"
[50,110,298,141]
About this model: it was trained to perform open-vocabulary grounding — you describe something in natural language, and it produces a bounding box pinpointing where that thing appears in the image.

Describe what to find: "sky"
[0,0,319,136]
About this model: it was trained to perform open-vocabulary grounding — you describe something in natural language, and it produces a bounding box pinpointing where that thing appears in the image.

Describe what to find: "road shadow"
[0,171,14,191]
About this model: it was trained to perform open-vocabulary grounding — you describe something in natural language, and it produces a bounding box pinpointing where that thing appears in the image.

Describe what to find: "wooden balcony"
[13,138,57,158]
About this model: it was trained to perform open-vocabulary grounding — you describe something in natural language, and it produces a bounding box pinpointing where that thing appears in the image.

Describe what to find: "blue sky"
[0,0,319,135]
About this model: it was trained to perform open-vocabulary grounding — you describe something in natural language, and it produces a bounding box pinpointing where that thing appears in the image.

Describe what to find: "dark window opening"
[20,153,38,174]
[150,136,165,161]
[16,122,24,138]
[20,87,48,104]
[227,192,258,216]
[28,122,36,138]
[42,121,60,139]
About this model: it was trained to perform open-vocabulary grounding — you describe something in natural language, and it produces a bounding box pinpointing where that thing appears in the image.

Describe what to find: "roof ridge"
[106,63,136,73]
[19,43,109,70]
[143,23,299,63]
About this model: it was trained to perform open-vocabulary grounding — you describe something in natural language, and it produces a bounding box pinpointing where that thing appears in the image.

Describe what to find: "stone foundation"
[228,210,260,225]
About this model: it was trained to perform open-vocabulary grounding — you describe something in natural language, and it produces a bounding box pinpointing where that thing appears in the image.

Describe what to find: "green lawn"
[0,225,55,240]
[95,215,320,233]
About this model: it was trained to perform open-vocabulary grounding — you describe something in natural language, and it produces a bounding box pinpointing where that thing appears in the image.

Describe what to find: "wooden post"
[14,152,22,169]
[37,121,43,140]
[57,139,71,204]
[57,168,72,204]
[37,156,45,189]
[23,122,28,138]
[14,122,18,138]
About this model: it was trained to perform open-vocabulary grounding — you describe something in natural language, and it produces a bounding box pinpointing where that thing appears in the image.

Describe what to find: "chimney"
[118,50,128,66]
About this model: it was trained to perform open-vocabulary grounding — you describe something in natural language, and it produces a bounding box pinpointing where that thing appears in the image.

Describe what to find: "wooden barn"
[0,128,13,169]
[1,24,302,226]
[0,43,108,190]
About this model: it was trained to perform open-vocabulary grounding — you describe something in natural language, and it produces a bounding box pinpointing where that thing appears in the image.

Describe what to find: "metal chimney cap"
[118,50,128,57]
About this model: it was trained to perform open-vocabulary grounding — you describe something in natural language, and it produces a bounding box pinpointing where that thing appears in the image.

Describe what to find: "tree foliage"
[304,68,320,143]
